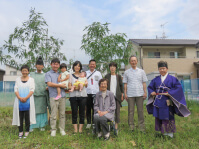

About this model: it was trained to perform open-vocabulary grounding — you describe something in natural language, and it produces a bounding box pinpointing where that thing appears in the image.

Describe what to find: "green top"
[30,72,47,96]
[30,72,50,114]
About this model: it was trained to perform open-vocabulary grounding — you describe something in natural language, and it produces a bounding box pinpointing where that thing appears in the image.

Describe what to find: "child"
[54,63,70,100]
[12,65,36,139]
[69,71,88,92]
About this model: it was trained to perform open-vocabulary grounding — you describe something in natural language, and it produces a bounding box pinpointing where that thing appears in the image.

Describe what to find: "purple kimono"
[147,74,190,133]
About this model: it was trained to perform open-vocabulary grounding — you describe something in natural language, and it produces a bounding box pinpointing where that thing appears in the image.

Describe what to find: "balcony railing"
[142,56,187,58]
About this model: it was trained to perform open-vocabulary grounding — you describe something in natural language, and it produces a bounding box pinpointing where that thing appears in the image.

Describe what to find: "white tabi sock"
[163,132,168,136]
[105,132,110,138]
[167,132,174,138]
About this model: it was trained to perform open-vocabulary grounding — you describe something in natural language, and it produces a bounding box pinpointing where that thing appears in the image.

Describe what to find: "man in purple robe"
[147,61,191,138]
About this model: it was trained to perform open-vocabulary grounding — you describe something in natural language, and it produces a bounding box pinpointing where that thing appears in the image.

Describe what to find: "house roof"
[130,39,199,46]
[0,68,5,72]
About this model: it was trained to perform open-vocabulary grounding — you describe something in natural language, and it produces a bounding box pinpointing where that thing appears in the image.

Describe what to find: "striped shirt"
[123,67,148,97]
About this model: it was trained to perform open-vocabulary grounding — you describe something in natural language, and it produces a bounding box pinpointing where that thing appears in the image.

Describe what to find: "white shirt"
[161,72,168,82]
[86,69,102,94]
[110,75,117,96]
[123,67,148,97]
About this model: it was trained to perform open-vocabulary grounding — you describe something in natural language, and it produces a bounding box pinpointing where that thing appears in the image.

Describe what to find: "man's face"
[158,67,168,76]
[36,65,44,71]
[100,80,107,92]
[129,57,138,67]
[110,66,116,74]
[89,61,96,71]
[51,62,60,71]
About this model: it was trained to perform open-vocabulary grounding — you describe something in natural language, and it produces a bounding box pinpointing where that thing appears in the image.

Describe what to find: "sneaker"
[97,132,102,138]
[104,132,110,141]
[18,132,23,139]
[23,132,29,138]
[60,130,66,136]
[86,124,91,129]
[54,95,61,100]
[51,130,56,137]
[40,128,45,131]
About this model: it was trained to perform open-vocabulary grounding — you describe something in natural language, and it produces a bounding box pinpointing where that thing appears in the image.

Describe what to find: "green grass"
[0,101,199,149]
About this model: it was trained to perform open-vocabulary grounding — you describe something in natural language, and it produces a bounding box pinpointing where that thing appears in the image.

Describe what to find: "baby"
[69,71,88,92]
[55,63,70,100]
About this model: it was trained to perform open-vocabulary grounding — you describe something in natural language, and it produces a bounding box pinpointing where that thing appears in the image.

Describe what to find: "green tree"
[81,22,133,72]
[0,8,66,72]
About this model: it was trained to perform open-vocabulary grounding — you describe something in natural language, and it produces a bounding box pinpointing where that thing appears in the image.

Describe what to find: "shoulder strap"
[87,70,97,79]
[72,74,79,79]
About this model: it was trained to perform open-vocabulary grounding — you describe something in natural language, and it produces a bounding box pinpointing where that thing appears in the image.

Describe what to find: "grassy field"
[0,100,199,149]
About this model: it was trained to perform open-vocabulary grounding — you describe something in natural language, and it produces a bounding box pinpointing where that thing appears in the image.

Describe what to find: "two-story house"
[127,39,199,80]
[2,64,21,92]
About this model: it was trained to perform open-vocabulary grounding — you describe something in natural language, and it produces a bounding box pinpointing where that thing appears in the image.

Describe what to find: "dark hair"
[158,61,168,69]
[98,78,109,87]
[129,55,138,62]
[20,65,29,71]
[51,58,60,64]
[89,59,96,64]
[36,56,44,65]
[72,61,82,72]
[109,62,117,69]
[60,63,67,69]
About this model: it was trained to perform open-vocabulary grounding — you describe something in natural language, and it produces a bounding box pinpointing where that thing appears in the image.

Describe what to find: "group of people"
[12,55,191,140]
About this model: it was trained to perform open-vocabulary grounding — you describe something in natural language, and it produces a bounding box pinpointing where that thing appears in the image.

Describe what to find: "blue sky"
[0,0,199,68]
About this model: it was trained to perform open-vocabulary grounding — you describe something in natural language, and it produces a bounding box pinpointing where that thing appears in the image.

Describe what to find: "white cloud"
[115,0,183,39]
[179,0,199,38]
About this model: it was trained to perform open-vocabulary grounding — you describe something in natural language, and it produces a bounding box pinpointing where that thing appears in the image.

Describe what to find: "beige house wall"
[185,46,198,58]
[3,65,21,81]
[142,58,199,79]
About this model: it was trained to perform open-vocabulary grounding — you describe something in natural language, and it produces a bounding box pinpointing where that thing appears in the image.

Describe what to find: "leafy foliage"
[81,22,133,72]
[0,8,66,72]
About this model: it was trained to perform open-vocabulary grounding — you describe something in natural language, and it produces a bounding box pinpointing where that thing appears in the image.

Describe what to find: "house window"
[148,52,160,58]
[177,75,190,80]
[170,52,178,58]
[10,71,17,76]
[196,51,199,58]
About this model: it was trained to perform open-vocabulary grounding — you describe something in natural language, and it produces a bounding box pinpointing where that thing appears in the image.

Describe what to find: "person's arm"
[61,74,70,82]
[15,91,22,101]
[94,94,100,114]
[47,82,67,88]
[124,83,128,101]
[84,79,88,87]
[22,91,34,102]
[119,75,124,101]
[142,82,147,100]
[142,70,148,99]
[58,74,62,82]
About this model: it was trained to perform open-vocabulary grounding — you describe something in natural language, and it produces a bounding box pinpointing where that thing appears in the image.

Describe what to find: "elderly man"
[123,55,148,132]
[94,78,116,140]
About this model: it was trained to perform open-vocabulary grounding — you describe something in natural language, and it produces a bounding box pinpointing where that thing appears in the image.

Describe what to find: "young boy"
[45,58,67,136]
[69,71,88,92]
[147,61,191,138]
[54,63,70,100]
